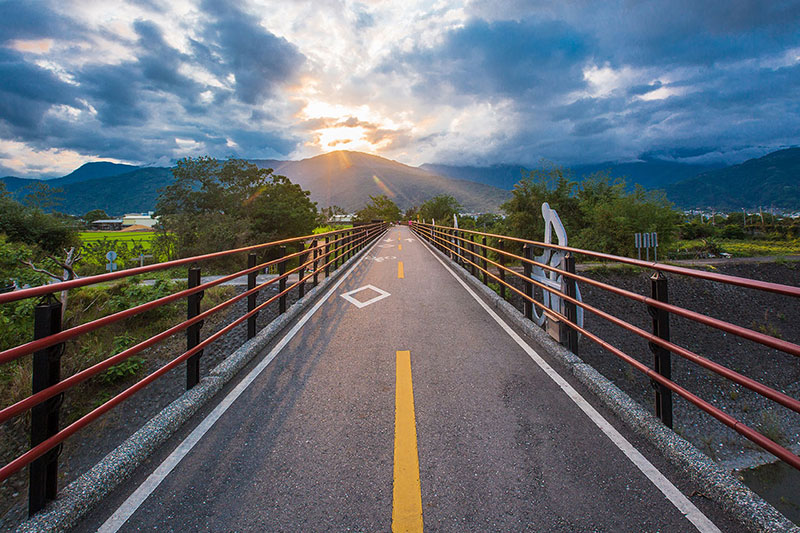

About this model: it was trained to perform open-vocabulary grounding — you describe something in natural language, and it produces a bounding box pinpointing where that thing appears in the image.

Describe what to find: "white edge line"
[98,235,382,533]
[415,231,721,533]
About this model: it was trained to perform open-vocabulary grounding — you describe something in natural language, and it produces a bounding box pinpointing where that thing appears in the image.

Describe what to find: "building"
[90,219,123,231]
[122,212,157,228]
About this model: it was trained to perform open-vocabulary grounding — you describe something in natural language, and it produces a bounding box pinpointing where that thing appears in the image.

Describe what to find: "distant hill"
[2,151,510,215]
[253,151,510,212]
[56,167,174,215]
[1,166,172,215]
[666,148,800,209]
[421,159,720,191]
[53,161,139,185]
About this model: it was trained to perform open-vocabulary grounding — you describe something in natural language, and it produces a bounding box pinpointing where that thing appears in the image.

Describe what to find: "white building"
[122,212,157,228]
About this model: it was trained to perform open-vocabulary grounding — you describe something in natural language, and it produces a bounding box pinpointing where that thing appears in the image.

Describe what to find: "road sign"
[105,251,118,261]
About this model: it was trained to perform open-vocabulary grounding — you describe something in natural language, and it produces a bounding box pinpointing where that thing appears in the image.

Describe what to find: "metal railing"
[0,222,387,515]
[411,221,800,472]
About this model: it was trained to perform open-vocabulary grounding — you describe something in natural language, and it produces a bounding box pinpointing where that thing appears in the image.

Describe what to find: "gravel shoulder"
[0,282,299,529]
[499,259,800,472]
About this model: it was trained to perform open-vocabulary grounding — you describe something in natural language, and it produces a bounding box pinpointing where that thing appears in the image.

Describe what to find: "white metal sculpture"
[530,202,584,329]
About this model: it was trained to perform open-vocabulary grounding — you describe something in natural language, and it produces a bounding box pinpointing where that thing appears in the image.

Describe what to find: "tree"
[500,164,680,256]
[84,209,110,223]
[319,205,346,223]
[419,195,462,225]
[247,175,318,242]
[155,157,317,259]
[21,181,63,211]
[0,183,77,253]
[354,194,401,223]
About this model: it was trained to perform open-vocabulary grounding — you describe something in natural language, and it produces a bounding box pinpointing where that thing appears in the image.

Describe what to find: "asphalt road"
[75,225,739,532]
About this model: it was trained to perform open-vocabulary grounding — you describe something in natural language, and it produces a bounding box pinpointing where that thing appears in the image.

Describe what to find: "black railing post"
[29,298,63,516]
[298,243,307,299]
[247,253,258,340]
[186,267,203,389]
[469,234,476,276]
[498,239,506,300]
[563,253,579,354]
[325,236,331,278]
[279,246,287,314]
[481,236,488,285]
[523,244,533,320]
[312,239,319,287]
[649,272,673,428]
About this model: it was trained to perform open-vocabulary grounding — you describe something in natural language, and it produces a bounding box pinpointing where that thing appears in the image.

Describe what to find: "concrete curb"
[416,232,798,533]
[16,233,384,533]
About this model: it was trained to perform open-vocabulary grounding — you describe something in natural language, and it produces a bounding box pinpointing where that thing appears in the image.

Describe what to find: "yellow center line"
[393,350,424,533]
[398,261,404,279]
[398,243,402,251]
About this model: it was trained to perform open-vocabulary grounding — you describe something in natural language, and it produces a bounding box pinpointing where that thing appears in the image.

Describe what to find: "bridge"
[1,220,799,532]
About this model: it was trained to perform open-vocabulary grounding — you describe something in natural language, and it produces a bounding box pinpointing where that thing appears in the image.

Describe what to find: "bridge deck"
[78,225,738,532]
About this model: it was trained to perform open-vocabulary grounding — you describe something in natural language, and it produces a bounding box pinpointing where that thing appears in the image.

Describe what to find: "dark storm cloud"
[0,1,79,43]
[392,18,590,99]
[199,0,305,105]
[0,48,80,134]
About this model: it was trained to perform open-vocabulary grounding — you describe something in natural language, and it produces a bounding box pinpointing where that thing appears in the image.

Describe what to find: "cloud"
[0,0,799,177]
[199,0,305,105]
[391,18,590,100]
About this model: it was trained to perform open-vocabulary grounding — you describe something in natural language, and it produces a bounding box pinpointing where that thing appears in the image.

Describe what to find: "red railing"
[411,222,800,471]
[0,222,387,514]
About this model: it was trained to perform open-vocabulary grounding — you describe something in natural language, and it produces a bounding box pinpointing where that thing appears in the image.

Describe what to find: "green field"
[673,238,800,258]
[79,231,156,245]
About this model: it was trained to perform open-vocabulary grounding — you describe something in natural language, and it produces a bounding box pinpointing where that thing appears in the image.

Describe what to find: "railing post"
[324,236,330,277]
[562,253,579,354]
[498,239,506,300]
[523,244,533,320]
[298,243,307,299]
[312,239,319,287]
[481,236,488,285]
[186,267,203,389]
[247,253,258,340]
[649,272,673,428]
[469,234,476,276]
[29,298,63,516]
[279,246,287,314]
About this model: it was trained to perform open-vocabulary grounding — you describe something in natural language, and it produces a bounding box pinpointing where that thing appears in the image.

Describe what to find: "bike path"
[76,225,736,532]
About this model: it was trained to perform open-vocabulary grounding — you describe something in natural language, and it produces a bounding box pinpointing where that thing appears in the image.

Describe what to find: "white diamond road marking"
[340,284,391,309]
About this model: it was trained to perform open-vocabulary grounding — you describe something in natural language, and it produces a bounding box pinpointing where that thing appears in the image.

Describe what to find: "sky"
[1,0,799,177]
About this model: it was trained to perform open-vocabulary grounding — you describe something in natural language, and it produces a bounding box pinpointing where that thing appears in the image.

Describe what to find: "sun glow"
[297,87,406,154]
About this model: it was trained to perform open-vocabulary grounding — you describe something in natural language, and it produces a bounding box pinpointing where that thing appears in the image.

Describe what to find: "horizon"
[1,1,799,178]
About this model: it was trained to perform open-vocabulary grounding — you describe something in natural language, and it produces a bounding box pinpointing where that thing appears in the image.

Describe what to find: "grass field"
[673,238,800,258]
[79,231,157,243]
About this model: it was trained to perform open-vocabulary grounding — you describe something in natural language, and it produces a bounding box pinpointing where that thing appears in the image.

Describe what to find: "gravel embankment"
[0,282,298,528]
[498,260,800,470]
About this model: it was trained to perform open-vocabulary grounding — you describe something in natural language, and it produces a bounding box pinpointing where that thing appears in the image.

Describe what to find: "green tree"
[318,205,346,224]
[500,164,680,256]
[354,194,401,223]
[21,181,63,211]
[500,165,579,241]
[0,183,76,253]
[155,157,317,259]
[84,209,110,223]
[247,175,318,242]
[419,195,462,225]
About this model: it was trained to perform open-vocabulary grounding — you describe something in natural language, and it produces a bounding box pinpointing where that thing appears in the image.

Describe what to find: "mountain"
[253,151,510,212]
[3,151,510,215]
[56,167,174,215]
[1,166,172,215]
[666,148,800,209]
[53,162,139,185]
[421,159,720,191]
[419,163,530,190]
